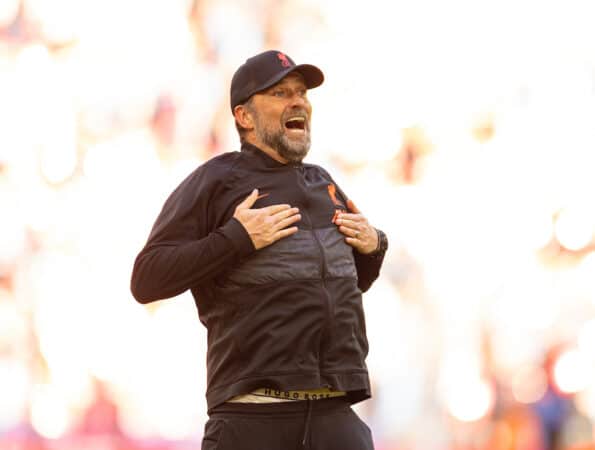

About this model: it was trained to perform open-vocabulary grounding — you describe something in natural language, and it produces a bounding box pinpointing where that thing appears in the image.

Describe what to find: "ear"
[233,104,254,130]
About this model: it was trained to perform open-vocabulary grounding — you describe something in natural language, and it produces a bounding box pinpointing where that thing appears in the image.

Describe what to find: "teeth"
[287,117,305,122]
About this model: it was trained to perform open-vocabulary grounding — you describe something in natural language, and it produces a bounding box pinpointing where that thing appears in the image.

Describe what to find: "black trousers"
[201,397,375,450]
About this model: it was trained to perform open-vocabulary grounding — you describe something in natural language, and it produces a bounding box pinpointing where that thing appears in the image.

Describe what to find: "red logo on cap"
[277,52,290,67]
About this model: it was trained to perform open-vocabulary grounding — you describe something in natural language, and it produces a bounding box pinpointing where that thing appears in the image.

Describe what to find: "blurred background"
[1,0,595,449]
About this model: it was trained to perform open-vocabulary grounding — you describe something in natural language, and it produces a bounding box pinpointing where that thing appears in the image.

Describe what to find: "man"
[131,50,388,450]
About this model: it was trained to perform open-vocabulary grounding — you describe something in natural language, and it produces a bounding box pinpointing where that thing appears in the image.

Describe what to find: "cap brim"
[292,64,324,89]
[255,63,324,96]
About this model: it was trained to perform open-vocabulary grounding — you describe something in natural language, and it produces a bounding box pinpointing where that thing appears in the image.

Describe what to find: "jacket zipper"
[293,166,330,279]
[294,167,334,372]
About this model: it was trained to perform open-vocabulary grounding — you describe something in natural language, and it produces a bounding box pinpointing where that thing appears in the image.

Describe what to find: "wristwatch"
[369,228,388,257]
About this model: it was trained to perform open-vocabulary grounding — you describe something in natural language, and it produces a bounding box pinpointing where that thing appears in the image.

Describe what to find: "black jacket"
[131,143,386,411]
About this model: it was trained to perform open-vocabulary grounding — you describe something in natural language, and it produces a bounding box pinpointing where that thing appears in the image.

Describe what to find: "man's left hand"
[334,199,378,254]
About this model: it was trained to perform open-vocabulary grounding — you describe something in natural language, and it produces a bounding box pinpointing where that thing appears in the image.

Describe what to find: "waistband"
[228,387,348,403]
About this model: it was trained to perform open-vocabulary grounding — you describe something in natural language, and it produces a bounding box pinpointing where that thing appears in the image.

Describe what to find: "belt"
[228,387,347,403]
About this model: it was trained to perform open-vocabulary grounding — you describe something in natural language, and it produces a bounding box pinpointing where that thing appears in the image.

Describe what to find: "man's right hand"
[233,189,301,250]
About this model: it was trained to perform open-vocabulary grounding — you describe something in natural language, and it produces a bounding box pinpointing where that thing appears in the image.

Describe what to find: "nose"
[290,93,309,109]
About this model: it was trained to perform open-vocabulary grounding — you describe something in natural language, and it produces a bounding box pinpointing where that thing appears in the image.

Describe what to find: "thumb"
[237,189,259,210]
[347,199,361,214]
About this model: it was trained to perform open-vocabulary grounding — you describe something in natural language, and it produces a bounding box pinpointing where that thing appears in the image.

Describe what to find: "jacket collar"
[241,142,303,169]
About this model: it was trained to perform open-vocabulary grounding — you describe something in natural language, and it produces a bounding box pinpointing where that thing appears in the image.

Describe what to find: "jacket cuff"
[219,217,255,257]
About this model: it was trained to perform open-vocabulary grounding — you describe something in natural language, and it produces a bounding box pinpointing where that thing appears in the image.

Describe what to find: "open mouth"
[284,116,307,132]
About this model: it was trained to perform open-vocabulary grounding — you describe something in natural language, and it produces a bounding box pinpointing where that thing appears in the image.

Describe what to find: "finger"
[274,213,301,231]
[272,206,300,221]
[344,236,359,247]
[335,217,361,228]
[335,214,364,227]
[339,225,360,238]
[237,189,259,210]
[262,203,293,215]
[275,226,299,240]
[347,199,361,214]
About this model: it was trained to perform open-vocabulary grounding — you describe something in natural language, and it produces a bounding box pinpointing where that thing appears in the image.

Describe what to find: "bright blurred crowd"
[1,0,595,449]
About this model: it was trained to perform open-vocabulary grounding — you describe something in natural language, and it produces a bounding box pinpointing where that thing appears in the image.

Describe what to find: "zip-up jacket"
[130,143,387,412]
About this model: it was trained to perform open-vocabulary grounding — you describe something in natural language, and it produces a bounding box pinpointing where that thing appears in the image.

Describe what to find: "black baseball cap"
[230,50,324,111]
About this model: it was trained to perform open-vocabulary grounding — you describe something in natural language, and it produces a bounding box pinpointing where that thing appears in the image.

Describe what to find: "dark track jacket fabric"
[130,143,386,412]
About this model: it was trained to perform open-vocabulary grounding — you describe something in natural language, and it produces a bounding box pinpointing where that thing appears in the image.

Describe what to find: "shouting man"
[131,50,388,450]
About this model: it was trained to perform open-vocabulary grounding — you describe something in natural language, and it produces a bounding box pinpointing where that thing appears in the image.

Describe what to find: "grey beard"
[255,125,311,163]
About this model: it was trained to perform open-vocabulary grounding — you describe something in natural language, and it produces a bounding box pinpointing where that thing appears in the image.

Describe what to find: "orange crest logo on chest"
[328,184,346,223]
[327,184,342,207]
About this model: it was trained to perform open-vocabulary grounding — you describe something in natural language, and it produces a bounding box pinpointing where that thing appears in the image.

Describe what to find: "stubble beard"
[253,113,311,164]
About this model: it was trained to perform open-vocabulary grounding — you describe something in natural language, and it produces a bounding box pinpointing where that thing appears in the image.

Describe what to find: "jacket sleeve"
[352,246,386,293]
[130,166,255,303]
